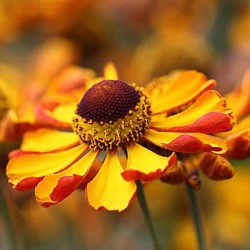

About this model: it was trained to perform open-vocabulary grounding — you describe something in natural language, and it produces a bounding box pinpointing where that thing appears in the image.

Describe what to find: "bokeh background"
[0,0,250,249]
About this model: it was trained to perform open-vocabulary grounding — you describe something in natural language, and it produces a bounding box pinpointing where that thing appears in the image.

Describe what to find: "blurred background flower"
[0,0,250,249]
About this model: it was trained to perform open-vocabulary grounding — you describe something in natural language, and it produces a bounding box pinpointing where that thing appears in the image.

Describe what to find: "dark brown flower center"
[72,80,152,151]
[76,80,140,123]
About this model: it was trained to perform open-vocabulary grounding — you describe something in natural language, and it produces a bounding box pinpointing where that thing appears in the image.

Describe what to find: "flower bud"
[199,152,234,180]
[160,160,185,184]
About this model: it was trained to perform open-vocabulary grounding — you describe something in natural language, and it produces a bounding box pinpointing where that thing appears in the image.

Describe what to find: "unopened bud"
[160,161,185,184]
[199,152,234,180]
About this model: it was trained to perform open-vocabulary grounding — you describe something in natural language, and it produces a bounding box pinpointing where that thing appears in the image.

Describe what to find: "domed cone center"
[76,80,140,123]
[72,79,152,151]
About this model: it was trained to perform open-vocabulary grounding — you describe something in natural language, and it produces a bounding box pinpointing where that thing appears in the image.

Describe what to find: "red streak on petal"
[40,202,53,208]
[122,168,165,182]
[8,150,42,158]
[175,112,232,133]
[122,153,177,182]
[50,175,83,203]
[163,134,221,153]
[154,112,233,134]
[16,177,43,191]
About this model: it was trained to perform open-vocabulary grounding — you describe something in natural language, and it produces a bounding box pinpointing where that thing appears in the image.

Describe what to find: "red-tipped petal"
[145,129,227,154]
[122,143,176,181]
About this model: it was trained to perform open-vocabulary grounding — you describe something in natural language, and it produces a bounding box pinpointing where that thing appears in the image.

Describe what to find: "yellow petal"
[7,144,88,190]
[103,62,118,80]
[21,129,79,152]
[35,150,99,206]
[52,103,77,123]
[149,70,216,114]
[152,90,234,133]
[122,143,176,181]
[86,152,137,211]
[144,129,227,154]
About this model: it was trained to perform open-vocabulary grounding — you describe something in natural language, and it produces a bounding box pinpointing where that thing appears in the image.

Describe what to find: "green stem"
[185,184,206,250]
[136,180,162,250]
[0,173,17,250]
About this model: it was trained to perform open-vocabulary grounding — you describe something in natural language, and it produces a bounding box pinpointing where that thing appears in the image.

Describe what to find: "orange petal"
[144,129,227,154]
[86,152,137,211]
[21,128,79,153]
[50,65,96,93]
[152,91,234,133]
[148,70,216,114]
[35,150,99,207]
[122,143,176,181]
[7,144,87,191]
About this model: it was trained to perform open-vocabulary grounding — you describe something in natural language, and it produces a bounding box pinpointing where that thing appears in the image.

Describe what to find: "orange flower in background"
[0,37,95,142]
[6,67,235,211]
[222,69,250,159]
[169,69,250,186]
[0,0,90,42]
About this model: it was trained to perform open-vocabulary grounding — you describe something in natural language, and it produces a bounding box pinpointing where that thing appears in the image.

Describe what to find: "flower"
[168,69,250,186]
[221,69,250,159]
[0,37,95,142]
[6,67,235,211]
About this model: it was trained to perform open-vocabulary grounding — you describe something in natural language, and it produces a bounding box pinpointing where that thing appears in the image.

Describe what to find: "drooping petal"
[21,129,79,153]
[151,91,234,134]
[144,129,227,154]
[35,150,99,207]
[148,70,216,114]
[86,152,137,211]
[7,144,88,191]
[122,143,176,181]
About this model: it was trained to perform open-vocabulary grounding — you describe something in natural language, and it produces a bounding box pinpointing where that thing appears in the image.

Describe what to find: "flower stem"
[136,180,162,250]
[185,184,206,250]
[0,173,17,250]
